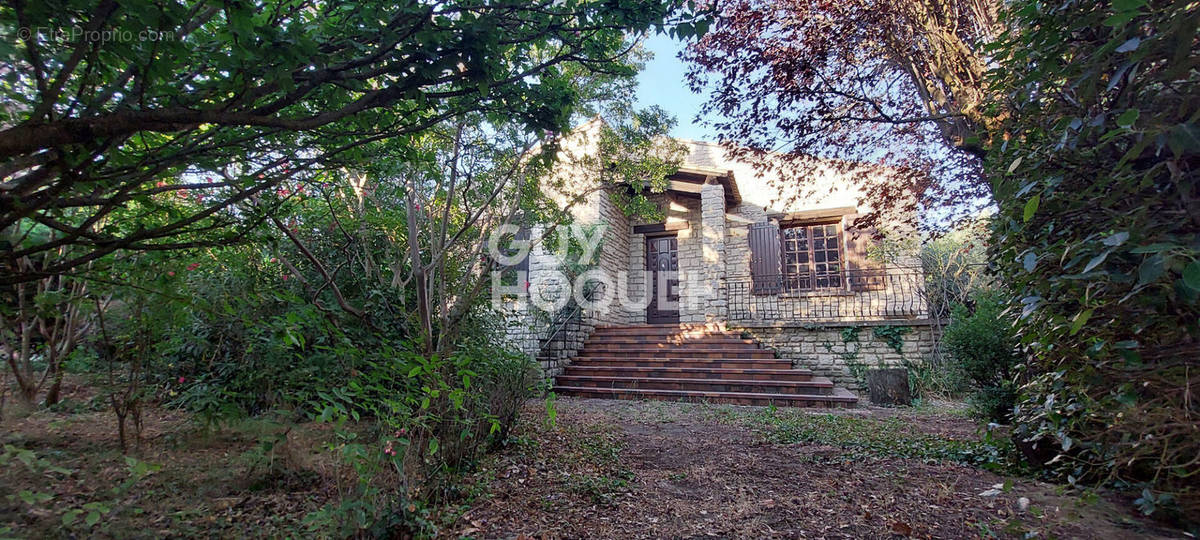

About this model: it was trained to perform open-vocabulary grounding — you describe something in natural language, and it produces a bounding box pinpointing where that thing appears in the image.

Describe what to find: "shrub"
[942,290,1020,423]
[903,352,970,400]
[308,325,541,535]
[986,0,1199,519]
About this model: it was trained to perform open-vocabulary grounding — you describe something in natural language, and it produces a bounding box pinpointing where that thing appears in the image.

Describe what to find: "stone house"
[501,121,938,406]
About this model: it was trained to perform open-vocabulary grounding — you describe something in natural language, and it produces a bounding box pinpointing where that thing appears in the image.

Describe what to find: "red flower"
[282,274,290,281]
[187,263,200,271]
[178,376,186,384]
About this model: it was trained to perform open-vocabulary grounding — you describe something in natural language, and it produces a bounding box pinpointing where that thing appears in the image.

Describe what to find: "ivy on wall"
[873,325,912,355]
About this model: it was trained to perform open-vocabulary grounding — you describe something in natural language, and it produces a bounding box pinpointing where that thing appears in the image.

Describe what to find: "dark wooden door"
[646,236,679,324]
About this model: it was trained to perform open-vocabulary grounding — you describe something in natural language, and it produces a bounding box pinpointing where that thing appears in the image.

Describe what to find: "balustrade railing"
[726,267,929,322]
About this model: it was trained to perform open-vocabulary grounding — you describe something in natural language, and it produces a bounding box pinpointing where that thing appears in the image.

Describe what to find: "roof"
[670,140,742,206]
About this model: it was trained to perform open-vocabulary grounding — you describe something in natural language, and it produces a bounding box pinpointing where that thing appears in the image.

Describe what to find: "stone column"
[700,183,726,323]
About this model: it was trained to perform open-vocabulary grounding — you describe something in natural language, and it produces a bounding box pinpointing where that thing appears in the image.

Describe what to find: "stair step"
[555,375,834,395]
[551,386,858,408]
[562,366,814,381]
[569,358,792,370]
[592,325,739,335]
[578,347,776,358]
[552,325,859,409]
[584,337,759,346]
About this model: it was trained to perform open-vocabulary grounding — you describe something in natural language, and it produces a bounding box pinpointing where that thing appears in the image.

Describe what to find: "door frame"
[645,233,680,324]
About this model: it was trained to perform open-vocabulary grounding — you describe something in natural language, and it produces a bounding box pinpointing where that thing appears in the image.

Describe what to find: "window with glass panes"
[780,222,844,291]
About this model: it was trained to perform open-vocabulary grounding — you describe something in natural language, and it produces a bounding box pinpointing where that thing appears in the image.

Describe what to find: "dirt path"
[455,398,1179,539]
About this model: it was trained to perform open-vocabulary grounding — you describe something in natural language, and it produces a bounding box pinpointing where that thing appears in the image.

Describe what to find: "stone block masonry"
[731,320,942,390]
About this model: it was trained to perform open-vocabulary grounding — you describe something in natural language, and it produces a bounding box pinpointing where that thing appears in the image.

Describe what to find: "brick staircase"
[552,324,859,407]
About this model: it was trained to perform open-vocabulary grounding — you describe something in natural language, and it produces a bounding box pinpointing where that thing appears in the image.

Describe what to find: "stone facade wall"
[697,183,727,323]
[673,196,706,323]
[732,320,941,390]
[502,186,634,378]
[500,301,587,378]
[586,184,634,327]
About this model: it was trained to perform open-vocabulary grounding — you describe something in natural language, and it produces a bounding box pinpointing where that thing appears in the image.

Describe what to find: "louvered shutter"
[513,226,530,273]
[748,222,783,295]
[843,214,884,291]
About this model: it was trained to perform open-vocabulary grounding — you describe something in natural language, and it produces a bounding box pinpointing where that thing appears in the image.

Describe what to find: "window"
[780,222,844,291]
[497,226,530,288]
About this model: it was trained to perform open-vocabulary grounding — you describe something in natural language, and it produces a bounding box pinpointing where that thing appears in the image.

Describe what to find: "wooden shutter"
[497,226,531,271]
[748,222,784,295]
[513,226,530,273]
[843,214,884,291]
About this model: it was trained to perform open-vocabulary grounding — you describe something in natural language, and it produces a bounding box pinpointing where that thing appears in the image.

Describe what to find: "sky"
[632,34,717,142]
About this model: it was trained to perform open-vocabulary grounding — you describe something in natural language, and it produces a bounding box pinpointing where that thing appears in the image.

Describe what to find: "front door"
[646,236,680,324]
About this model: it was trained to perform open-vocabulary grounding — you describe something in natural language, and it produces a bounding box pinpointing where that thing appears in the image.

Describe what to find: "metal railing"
[726,267,929,322]
[538,280,606,354]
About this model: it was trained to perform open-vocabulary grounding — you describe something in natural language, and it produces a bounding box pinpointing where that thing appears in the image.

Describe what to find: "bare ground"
[0,380,1185,539]
[452,398,1182,540]
[0,378,341,538]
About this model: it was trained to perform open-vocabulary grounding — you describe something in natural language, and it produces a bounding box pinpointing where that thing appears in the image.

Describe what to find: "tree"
[0,0,703,284]
[684,0,1000,228]
[688,0,1200,517]
[989,0,1199,517]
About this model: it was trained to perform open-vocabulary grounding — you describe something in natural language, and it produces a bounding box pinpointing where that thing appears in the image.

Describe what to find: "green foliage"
[872,325,911,355]
[902,353,970,400]
[596,107,689,220]
[756,410,1019,473]
[0,0,709,281]
[305,328,540,535]
[921,216,995,319]
[2,446,159,534]
[987,0,1199,516]
[942,291,1020,423]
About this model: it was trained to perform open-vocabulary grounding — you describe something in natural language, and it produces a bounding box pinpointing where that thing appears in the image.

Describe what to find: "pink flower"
[187,263,200,271]
[178,376,186,383]
[281,274,290,281]
[270,257,278,263]
[168,271,175,276]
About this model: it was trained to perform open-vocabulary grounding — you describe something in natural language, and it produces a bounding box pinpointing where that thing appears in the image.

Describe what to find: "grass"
[752,408,1021,473]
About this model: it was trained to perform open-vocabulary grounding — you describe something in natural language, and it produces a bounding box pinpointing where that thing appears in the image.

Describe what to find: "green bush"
[942,291,1020,423]
[986,0,1199,519]
[903,352,970,400]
